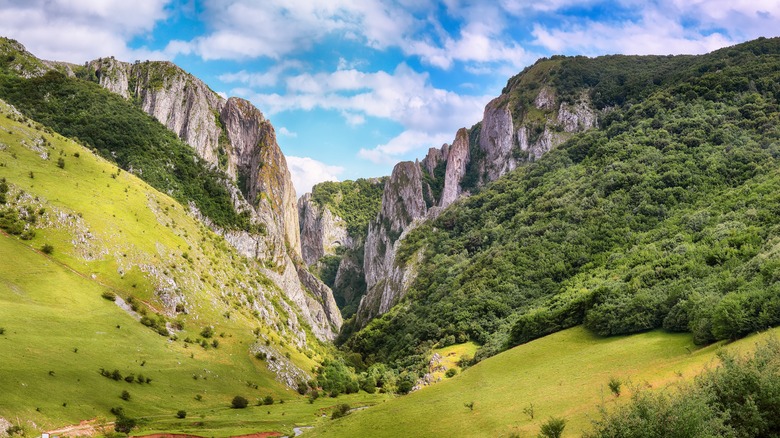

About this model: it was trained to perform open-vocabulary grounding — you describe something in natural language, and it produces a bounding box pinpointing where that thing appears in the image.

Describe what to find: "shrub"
[57,157,64,169]
[120,390,130,401]
[263,395,274,405]
[0,327,5,335]
[101,291,116,301]
[308,390,319,404]
[231,395,248,409]
[41,243,54,254]
[176,410,186,419]
[608,377,621,397]
[114,415,136,434]
[200,326,214,338]
[445,368,457,378]
[539,417,566,438]
[331,403,351,419]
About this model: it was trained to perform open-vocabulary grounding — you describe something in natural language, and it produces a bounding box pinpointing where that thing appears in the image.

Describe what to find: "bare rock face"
[356,161,429,325]
[479,97,518,182]
[440,128,470,208]
[421,144,448,176]
[86,57,340,339]
[297,193,352,266]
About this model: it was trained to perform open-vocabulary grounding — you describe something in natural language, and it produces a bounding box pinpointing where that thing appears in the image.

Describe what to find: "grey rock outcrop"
[297,193,352,266]
[440,128,470,208]
[86,57,339,339]
[479,97,518,182]
[356,161,430,325]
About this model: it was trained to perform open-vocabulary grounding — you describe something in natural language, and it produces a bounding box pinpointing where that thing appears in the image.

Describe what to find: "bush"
[608,377,621,397]
[176,410,186,419]
[200,326,214,338]
[101,291,116,301]
[114,415,136,434]
[331,403,351,419]
[120,390,130,401]
[445,368,457,378]
[57,157,65,169]
[263,395,274,405]
[538,417,566,438]
[41,243,54,254]
[231,395,248,409]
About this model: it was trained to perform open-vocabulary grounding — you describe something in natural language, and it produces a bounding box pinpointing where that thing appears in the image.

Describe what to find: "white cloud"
[358,130,452,164]
[0,0,170,62]
[286,156,344,196]
[227,62,490,162]
[277,127,297,137]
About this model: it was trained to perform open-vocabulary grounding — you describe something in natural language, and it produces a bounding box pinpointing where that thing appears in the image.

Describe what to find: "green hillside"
[344,37,780,371]
[0,99,367,436]
[313,326,780,437]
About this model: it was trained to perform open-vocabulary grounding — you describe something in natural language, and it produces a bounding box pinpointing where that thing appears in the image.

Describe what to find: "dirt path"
[45,418,110,437]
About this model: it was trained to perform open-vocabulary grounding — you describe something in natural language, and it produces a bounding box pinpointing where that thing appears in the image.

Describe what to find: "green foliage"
[607,377,621,397]
[120,390,130,401]
[316,359,360,397]
[0,70,249,230]
[587,338,780,438]
[539,417,566,438]
[343,37,780,373]
[331,403,351,419]
[262,395,274,405]
[445,368,457,378]
[176,410,186,419]
[311,178,385,236]
[231,395,248,409]
[40,243,53,254]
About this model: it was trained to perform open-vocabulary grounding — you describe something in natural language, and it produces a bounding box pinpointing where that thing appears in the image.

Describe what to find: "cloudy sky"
[2,0,779,195]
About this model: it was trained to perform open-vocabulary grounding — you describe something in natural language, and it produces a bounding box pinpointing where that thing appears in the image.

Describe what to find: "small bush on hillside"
[231,395,248,409]
[41,243,53,254]
[608,377,622,397]
[101,291,116,301]
[120,390,130,401]
[445,368,457,378]
[539,417,566,438]
[114,414,136,434]
[200,326,214,338]
[0,327,5,335]
[308,390,319,404]
[6,425,24,436]
[56,157,64,169]
[331,403,351,419]
[263,395,274,405]
[176,410,186,419]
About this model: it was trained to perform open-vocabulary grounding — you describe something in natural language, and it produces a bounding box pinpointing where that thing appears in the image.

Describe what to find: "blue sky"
[3,0,780,195]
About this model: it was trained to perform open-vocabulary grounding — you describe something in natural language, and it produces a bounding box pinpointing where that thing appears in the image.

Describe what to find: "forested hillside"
[343,37,780,370]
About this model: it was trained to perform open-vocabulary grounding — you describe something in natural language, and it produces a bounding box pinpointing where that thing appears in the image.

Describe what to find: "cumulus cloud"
[0,0,170,62]
[286,156,344,197]
[277,127,297,137]
[227,63,491,162]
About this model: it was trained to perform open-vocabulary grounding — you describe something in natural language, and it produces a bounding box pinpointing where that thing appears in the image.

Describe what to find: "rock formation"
[297,193,352,266]
[85,57,340,339]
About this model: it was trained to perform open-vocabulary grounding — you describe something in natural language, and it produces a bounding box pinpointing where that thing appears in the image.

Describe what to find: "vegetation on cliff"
[343,37,780,370]
[0,54,249,230]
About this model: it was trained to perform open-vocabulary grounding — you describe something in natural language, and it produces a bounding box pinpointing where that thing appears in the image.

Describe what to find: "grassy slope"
[0,100,389,436]
[310,327,780,437]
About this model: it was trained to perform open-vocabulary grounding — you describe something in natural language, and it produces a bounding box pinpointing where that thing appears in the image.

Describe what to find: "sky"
[2,0,780,196]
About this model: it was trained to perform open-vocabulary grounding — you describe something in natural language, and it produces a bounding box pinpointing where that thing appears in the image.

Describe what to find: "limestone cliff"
[297,193,352,266]
[85,57,340,339]
[356,161,432,325]
[351,77,600,328]
[440,128,470,208]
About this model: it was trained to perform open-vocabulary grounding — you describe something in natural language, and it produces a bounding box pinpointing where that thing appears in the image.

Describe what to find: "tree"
[231,395,248,409]
[176,410,186,419]
[539,417,566,438]
[120,390,130,401]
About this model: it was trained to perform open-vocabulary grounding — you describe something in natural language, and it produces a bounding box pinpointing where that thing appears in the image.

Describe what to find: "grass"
[430,342,478,381]
[309,326,780,437]
[0,99,384,436]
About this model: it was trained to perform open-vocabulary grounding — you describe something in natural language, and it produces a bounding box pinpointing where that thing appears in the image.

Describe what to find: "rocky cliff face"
[86,57,339,340]
[440,128,470,208]
[351,80,600,328]
[355,161,434,325]
[297,193,352,266]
